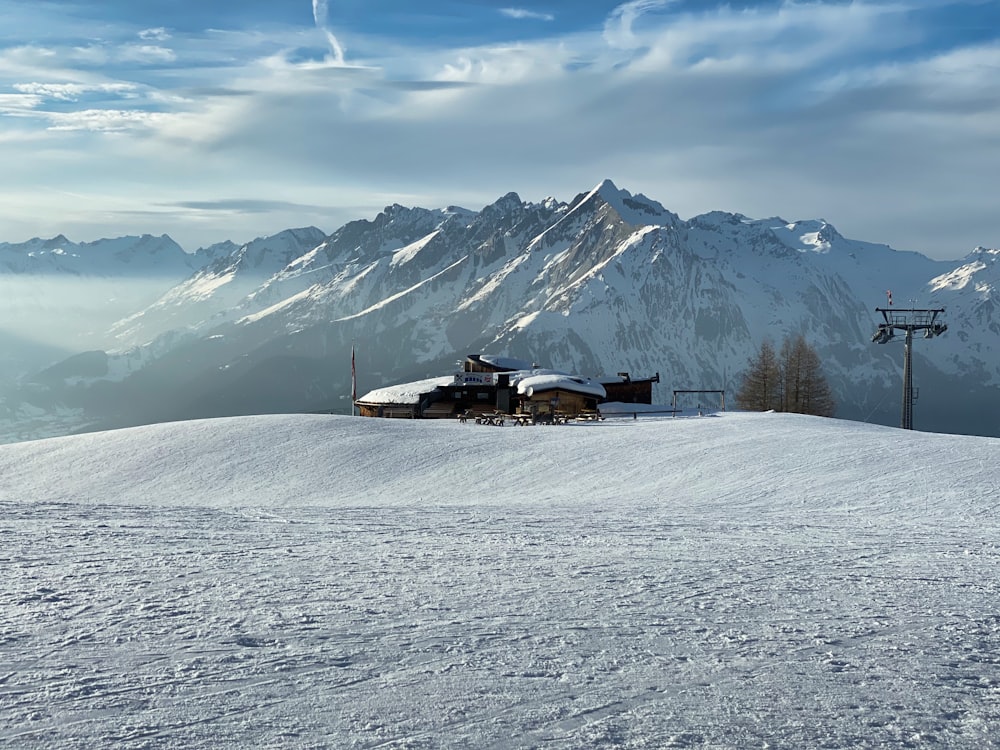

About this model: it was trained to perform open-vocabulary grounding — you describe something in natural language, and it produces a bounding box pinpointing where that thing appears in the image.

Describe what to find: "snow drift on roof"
[515,373,606,399]
[357,376,453,405]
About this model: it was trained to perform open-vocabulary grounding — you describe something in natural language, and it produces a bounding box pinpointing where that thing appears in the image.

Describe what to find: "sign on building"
[454,372,496,385]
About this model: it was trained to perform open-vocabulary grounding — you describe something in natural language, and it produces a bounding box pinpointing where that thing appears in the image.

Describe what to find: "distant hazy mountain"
[0,234,204,378]
[1,180,997,442]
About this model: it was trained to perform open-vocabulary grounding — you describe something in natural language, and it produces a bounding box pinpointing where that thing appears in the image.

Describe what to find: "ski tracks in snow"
[2,499,1000,748]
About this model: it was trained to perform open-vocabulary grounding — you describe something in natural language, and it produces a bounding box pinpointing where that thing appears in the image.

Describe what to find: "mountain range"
[1,179,997,442]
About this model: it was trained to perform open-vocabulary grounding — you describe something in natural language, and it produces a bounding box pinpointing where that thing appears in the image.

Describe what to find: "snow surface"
[390,231,441,269]
[2,412,1000,749]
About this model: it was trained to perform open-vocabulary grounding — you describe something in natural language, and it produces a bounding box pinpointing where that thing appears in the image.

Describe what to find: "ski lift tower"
[871,306,947,430]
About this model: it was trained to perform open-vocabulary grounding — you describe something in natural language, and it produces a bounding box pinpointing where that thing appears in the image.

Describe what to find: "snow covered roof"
[514,372,606,399]
[475,354,534,371]
[357,367,606,405]
[356,376,453,405]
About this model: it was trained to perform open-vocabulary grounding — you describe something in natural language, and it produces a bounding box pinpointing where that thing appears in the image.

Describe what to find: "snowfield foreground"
[2,412,999,749]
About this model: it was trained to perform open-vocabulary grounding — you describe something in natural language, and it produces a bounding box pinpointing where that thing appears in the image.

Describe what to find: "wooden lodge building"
[355,354,660,420]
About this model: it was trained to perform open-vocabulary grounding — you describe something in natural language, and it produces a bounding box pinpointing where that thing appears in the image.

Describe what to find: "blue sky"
[1,1,998,259]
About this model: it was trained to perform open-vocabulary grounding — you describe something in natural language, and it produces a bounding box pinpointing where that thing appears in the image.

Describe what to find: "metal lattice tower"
[871,307,947,430]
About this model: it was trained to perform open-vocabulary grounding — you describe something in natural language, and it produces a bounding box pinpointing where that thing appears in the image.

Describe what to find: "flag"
[886,290,893,306]
[351,344,357,406]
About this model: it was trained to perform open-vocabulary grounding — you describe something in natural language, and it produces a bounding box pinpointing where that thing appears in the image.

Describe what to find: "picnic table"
[475,412,506,426]
[463,411,602,427]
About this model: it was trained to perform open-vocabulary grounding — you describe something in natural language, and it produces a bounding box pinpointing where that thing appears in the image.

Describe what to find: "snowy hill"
[1,181,998,441]
[2,412,998,748]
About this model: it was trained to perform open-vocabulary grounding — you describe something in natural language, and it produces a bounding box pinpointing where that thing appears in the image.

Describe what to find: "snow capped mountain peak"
[442,205,477,222]
[3,234,73,254]
[769,219,843,254]
[579,178,679,227]
[276,226,327,244]
[930,262,982,293]
[690,210,748,228]
[967,246,1000,262]
[593,177,622,200]
[358,203,465,254]
[930,247,999,296]
[377,203,432,225]
[193,240,240,264]
[39,234,71,251]
[97,234,189,267]
[237,227,326,264]
[380,202,407,218]
[482,191,523,213]
[0,233,192,276]
[477,192,528,225]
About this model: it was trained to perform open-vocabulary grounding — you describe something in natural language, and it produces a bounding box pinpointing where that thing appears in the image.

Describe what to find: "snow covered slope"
[108,227,328,349]
[1,412,998,748]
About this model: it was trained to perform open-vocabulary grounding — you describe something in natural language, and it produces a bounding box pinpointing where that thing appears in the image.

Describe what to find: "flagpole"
[351,343,357,416]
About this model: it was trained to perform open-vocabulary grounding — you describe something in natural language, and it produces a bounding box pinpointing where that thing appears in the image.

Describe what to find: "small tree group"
[735,333,835,417]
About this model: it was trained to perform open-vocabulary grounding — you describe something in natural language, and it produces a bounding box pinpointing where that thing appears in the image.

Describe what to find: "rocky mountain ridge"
[1,180,996,441]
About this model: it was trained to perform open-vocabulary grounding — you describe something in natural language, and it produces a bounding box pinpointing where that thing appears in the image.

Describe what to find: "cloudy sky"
[1,1,997,259]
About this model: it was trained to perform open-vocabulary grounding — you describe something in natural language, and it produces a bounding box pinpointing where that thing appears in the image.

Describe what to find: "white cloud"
[603,0,675,49]
[312,0,345,65]
[0,45,67,78]
[70,44,113,66]
[0,92,44,112]
[312,0,328,27]
[119,44,178,64]
[44,108,167,132]
[500,8,555,22]
[139,27,171,42]
[13,82,139,102]
[614,0,903,75]
[431,44,571,86]
[0,0,997,257]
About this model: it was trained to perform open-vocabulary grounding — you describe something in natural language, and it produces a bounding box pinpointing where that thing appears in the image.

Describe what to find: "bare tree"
[737,333,835,417]
[735,338,782,411]
[779,333,835,417]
